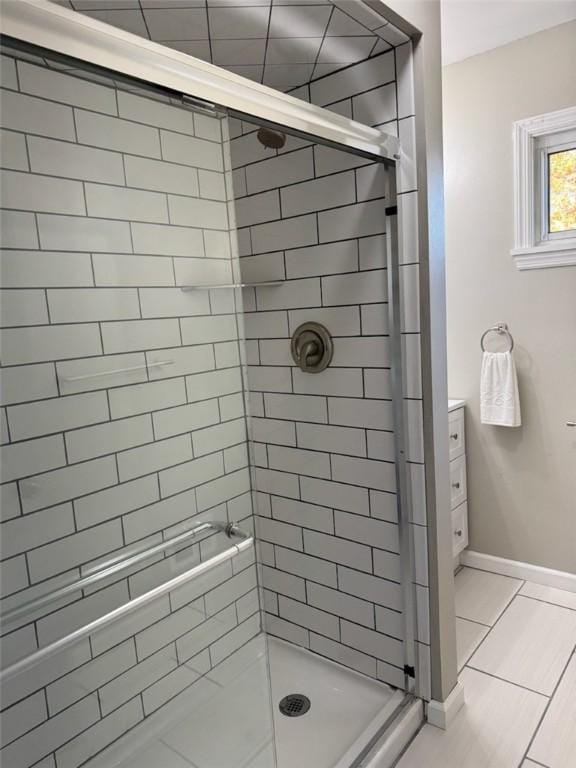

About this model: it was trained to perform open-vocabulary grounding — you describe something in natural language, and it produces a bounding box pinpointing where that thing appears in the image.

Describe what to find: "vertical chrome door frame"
[385,165,419,696]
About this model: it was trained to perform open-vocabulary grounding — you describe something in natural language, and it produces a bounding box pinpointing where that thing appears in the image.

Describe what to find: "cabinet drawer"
[449,453,467,510]
[452,501,468,556]
[448,409,465,461]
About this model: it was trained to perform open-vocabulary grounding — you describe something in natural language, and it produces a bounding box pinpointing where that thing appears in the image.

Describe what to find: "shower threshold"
[88,635,413,768]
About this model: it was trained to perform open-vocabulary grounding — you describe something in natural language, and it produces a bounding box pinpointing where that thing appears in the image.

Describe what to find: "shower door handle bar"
[0,526,253,684]
[61,360,174,383]
[2,520,240,626]
[2,521,247,626]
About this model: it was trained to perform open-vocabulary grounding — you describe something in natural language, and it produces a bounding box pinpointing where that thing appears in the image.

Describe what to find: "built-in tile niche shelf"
[61,360,174,383]
[179,281,283,292]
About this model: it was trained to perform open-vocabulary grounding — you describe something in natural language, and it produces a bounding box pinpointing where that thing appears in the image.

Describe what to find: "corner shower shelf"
[179,280,283,291]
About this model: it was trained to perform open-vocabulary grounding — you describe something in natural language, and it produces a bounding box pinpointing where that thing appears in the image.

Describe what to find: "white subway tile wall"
[0,57,260,768]
[229,39,428,697]
[0,30,429,766]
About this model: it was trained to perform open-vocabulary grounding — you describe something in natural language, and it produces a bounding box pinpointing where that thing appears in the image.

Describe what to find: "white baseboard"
[461,550,576,594]
[426,681,465,730]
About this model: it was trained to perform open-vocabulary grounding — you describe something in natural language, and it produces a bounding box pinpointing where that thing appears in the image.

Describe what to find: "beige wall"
[443,22,576,573]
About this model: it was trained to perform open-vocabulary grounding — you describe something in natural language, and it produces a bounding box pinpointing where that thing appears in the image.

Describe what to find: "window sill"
[511,242,576,270]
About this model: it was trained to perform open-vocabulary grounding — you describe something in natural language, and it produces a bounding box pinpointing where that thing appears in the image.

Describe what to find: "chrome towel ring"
[481,323,514,352]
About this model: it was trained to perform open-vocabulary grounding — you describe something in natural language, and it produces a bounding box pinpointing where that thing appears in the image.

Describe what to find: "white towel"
[480,351,522,427]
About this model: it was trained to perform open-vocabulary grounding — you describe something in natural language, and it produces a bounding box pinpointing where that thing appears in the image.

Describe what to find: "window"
[548,148,576,234]
[511,107,576,270]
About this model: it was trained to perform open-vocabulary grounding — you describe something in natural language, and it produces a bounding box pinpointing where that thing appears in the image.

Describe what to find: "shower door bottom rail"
[0,521,253,684]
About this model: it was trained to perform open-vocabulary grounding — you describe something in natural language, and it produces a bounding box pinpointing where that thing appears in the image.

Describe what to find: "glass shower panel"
[0,46,277,768]
[1,36,415,768]
[227,118,408,690]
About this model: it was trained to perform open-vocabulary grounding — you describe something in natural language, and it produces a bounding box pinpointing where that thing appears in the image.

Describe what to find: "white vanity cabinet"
[448,400,468,558]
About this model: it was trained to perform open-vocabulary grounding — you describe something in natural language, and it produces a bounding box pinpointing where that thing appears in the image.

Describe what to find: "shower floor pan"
[89,634,408,768]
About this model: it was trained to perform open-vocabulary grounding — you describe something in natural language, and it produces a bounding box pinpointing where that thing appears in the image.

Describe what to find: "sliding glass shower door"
[0,44,278,768]
[1,36,416,768]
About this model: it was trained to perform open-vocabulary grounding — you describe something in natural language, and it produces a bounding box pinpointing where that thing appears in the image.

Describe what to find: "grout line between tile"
[464,664,550,700]
[517,647,576,768]
[517,591,576,614]
[461,581,525,669]
[454,613,491,629]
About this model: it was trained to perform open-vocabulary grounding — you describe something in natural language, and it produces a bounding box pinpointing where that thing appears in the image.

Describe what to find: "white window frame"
[511,106,576,270]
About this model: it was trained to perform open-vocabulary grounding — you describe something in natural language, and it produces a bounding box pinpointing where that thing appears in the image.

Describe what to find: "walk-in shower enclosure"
[0,2,441,766]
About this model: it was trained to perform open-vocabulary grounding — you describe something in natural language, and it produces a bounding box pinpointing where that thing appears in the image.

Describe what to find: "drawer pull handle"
[450,433,459,440]
[452,482,461,489]
[455,529,463,537]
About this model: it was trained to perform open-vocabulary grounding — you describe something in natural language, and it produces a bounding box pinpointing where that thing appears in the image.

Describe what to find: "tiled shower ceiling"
[50,1,408,91]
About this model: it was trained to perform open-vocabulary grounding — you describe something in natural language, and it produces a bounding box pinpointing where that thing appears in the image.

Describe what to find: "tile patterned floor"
[397,566,576,768]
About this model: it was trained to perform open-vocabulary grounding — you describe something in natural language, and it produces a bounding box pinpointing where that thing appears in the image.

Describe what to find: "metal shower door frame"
[1,0,400,163]
[1,0,421,703]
